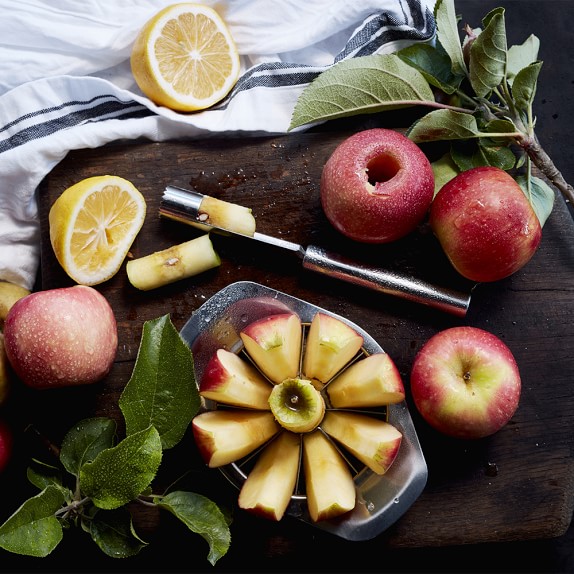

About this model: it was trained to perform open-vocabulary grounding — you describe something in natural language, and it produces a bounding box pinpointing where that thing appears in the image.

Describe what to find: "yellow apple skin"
[0,281,31,328]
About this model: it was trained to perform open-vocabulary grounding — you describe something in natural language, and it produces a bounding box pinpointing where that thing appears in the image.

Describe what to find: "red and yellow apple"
[320,128,435,243]
[410,326,521,439]
[3,285,118,389]
[429,166,542,282]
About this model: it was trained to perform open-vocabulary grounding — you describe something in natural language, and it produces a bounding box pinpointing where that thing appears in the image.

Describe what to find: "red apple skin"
[0,418,13,473]
[320,128,435,243]
[429,166,542,282]
[410,326,521,440]
[3,286,118,389]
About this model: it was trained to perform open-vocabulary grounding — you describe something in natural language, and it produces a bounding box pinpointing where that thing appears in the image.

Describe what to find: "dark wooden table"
[3,1,574,572]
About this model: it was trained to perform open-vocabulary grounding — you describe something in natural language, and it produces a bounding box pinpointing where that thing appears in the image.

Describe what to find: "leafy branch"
[289,0,570,222]
[0,315,230,565]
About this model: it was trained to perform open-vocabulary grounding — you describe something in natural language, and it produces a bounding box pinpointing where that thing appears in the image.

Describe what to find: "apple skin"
[429,166,542,282]
[0,418,13,473]
[3,286,118,389]
[320,128,435,243]
[410,326,521,439]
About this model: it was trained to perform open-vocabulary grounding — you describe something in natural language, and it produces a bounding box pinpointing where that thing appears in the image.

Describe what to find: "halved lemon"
[49,175,147,286]
[131,3,240,112]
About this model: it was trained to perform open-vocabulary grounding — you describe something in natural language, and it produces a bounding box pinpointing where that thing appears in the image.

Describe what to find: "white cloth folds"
[0,0,436,290]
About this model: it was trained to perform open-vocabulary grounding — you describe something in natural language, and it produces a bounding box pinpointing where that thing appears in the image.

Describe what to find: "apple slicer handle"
[301,245,471,317]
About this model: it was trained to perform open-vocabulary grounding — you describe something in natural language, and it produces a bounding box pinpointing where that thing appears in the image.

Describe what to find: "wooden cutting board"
[29,130,574,567]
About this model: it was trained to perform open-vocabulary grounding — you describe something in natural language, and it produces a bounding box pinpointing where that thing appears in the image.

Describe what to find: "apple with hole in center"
[410,326,521,439]
[3,285,118,389]
[0,418,13,473]
[320,128,435,243]
[429,166,542,282]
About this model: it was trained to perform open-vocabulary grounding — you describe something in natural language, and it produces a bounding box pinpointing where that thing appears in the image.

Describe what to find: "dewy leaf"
[155,491,231,566]
[516,174,555,227]
[289,54,435,130]
[450,139,516,171]
[0,486,65,557]
[407,109,480,142]
[431,153,460,196]
[80,426,162,510]
[434,0,467,77]
[119,315,199,451]
[469,8,507,97]
[507,34,540,82]
[511,61,542,113]
[60,417,117,477]
[27,459,66,493]
[88,507,148,558]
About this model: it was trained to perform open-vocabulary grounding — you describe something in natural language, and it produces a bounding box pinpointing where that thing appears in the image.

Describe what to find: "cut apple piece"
[199,348,272,410]
[192,410,280,468]
[326,352,405,408]
[238,430,301,521]
[198,195,256,236]
[240,313,302,384]
[302,313,363,386]
[321,411,402,475]
[302,430,356,522]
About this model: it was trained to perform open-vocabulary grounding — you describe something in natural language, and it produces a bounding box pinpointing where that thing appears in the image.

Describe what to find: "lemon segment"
[131,3,240,112]
[49,175,146,286]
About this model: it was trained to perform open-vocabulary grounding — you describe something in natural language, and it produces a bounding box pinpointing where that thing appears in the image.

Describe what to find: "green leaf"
[450,140,516,171]
[408,109,480,142]
[435,0,467,77]
[468,8,507,97]
[289,54,435,130]
[88,507,148,558]
[60,417,117,477]
[27,459,66,493]
[80,426,162,510]
[507,34,540,82]
[516,174,555,227]
[431,153,460,196]
[511,61,542,113]
[0,486,65,557]
[119,315,199,450]
[155,491,231,566]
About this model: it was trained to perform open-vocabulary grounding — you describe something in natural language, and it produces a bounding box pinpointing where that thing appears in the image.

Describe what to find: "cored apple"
[0,418,12,473]
[3,286,118,389]
[326,352,405,408]
[239,313,302,384]
[320,128,435,243]
[429,166,542,282]
[238,431,300,521]
[410,326,522,439]
[321,412,402,475]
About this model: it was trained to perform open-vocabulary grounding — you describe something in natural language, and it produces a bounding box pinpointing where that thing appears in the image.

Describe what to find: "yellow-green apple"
[326,352,405,408]
[429,166,542,282]
[320,128,435,243]
[0,418,13,473]
[410,326,521,439]
[302,430,356,522]
[238,430,300,521]
[239,313,302,384]
[268,378,325,432]
[192,410,280,468]
[3,285,117,389]
[321,411,402,475]
[0,281,31,329]
[199,348,272,410]
[302,312,363,387]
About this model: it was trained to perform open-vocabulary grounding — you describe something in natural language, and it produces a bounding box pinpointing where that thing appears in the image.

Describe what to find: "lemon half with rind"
[131,3,240,112]
[49,175,146,286]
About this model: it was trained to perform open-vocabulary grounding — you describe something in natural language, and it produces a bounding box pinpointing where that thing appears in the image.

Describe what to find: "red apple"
[320,128,435,243]
[3,285,118,389]
[0,418,13,473]
[429,166,542,282]
[410,326,521,439]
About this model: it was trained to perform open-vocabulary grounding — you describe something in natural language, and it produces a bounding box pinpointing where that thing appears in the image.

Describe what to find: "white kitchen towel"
[0,0,436,290]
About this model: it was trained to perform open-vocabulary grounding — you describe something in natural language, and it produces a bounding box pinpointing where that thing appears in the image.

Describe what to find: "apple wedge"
[321,411,402,475]
[192,410,280,468]
[326,352,405,408]
[240,313,302,384]
[302,313,363,387]
[199,348,272,410]
[196,195,257,237]
[238,430,301,521]
[302,430,356,522]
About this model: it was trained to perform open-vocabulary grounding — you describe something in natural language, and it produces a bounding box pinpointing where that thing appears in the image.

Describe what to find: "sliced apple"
[238,430,301,521]
[192,410,280,468]
[199,348,272,410]
[302,430,356,522]
[321,411,402,475]
[302,313,363,387]
[326,352,405,408]
[240,313,302,384]
[197,195,256,236]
